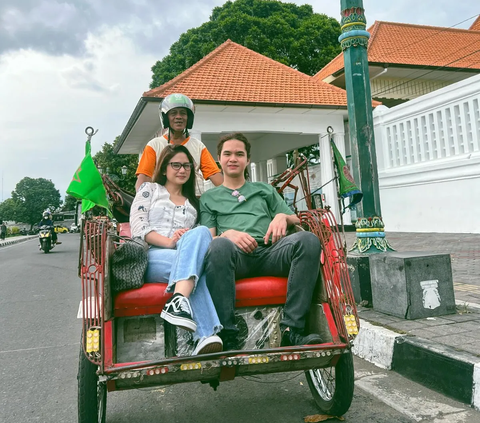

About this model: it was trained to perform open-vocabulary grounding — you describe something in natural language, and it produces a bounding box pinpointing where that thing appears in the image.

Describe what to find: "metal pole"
[340,0,393,253]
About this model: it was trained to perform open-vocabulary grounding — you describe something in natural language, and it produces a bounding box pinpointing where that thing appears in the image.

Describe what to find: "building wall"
[373,74,480,233]
[371,76,450,101]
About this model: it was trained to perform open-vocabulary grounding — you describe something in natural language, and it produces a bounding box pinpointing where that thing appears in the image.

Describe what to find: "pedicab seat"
[113,224,288,318]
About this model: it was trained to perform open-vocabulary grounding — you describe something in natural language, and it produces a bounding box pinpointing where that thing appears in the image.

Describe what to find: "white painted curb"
[352,319,403,370]
[473,363,480,411]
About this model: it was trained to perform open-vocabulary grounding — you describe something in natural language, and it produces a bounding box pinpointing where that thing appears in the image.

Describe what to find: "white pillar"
[257,161,268,183]
[319,133,340,220]
[250,163,257,182]
[267,159,277,183]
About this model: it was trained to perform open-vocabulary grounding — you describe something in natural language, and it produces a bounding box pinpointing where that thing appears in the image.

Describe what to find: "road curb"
[0,235,37,248]
[353,318,480,410]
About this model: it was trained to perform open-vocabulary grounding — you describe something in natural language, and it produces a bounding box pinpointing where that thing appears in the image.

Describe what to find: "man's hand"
[264,214,288,244]
[222,229,258,253]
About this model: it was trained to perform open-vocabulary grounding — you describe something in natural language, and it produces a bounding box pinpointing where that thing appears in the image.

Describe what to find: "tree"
[11,177,61,227]
[62,194,79,212]
[150,0,341,88]
[0,198,19,222]
[92,137,138,193]
[286,144,320,167]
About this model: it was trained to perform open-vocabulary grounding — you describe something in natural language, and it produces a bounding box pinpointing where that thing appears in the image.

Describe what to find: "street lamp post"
[340,0,393,253]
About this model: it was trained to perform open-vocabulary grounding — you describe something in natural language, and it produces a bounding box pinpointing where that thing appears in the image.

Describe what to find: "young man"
[200,133,322,350]
[135,93,223,193]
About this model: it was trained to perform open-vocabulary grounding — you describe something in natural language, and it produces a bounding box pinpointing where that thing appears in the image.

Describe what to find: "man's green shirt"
[200,182,294,243]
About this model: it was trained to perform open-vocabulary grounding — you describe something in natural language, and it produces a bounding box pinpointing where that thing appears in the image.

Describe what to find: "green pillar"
[340,0,393,253]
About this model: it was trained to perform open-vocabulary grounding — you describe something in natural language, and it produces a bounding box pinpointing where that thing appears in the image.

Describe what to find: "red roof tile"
[470,15,480,31]
[314,21,480,81]
[144,40,348,107]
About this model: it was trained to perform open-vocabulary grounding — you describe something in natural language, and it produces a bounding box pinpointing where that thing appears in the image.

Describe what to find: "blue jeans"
[145,226,222,342]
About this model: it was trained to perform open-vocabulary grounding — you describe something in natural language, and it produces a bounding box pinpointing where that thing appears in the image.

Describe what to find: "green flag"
[331,139,363,211]
[67,140,110,214]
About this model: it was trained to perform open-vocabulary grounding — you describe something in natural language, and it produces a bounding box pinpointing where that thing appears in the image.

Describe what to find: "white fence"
[374,74,480,233]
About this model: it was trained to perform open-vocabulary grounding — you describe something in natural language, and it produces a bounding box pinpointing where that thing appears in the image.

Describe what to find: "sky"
[0,0,478,203]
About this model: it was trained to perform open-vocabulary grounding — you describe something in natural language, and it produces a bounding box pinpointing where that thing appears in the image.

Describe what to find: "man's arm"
[135,174,152,191]
[208,172,223,186]
[135,143,158,191]
[263,185,300,244]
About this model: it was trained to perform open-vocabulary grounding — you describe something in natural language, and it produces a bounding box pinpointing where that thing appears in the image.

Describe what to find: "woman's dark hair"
[152,145,199,218]
[217,132,251,179]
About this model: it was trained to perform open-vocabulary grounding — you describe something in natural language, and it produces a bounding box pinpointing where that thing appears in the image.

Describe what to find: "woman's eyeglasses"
[232,190,247,203]
[169,162,194,171]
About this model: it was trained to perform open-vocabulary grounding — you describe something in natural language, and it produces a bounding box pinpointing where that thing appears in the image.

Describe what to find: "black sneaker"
[160,293,197,332]
[219,329,240,351]
[280,327,323,347]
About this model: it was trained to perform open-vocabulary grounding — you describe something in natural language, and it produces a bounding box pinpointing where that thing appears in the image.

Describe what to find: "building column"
[340,0,393,252]
[267,156,287,183]
[256,161,268,183]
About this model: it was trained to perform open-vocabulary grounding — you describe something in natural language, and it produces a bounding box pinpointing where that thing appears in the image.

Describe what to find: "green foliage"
[150,0,341,88]
[10,177,61,226]
[0,198,18,222]
[62,194,79,212]
[286,144,320,167]
[92,137,138,193]
[9,226,19,235]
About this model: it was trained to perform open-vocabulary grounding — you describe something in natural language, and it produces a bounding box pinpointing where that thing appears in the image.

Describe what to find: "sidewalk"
[0,235,37,248]
[344,231,480,410]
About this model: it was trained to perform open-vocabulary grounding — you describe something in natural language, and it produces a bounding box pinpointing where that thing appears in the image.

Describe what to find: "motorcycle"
[38,225,56,253]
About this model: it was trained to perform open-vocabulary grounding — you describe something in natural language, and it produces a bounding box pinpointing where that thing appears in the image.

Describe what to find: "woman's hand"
[168,228,189,248]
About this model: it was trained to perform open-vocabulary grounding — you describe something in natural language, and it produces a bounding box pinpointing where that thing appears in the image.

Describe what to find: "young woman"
[130,144,223,355]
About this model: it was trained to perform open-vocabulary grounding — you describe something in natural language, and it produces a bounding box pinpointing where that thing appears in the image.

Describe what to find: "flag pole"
[328,127,348,249]
[85,126,98,141]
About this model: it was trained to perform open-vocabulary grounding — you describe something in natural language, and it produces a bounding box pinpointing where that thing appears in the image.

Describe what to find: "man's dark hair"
[152,144,199,219]
[217,133,251,179]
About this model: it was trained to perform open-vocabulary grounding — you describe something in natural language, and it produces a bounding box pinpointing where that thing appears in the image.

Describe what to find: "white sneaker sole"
[160,310,197,332]
[193,335,223,355]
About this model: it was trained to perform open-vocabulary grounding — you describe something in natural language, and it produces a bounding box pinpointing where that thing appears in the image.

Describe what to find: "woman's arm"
[130,183,157,241]
[145,229,188,249]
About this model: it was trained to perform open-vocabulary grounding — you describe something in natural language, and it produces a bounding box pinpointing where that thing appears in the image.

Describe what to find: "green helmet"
[160,93,195,130]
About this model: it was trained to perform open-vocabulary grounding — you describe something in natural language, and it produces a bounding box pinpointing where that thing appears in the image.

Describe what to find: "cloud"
[0,25,156,200]
[0,0,225,56]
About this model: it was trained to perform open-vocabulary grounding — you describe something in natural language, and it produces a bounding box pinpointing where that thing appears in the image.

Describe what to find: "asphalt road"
[1,234,469,423]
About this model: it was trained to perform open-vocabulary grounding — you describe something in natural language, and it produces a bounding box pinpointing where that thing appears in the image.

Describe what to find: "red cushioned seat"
[113,277,288,318]
[113,224,288,317]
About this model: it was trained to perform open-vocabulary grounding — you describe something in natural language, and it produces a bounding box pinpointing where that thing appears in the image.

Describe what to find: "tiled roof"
[470,15,480,31]
[144,40,348,107]
[314,21,480,81]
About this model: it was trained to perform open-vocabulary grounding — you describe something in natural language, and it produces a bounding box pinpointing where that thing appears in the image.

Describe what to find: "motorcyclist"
[38,212,59,244]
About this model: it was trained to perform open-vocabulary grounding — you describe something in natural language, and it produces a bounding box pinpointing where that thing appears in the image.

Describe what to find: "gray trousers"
[205,231,321,334]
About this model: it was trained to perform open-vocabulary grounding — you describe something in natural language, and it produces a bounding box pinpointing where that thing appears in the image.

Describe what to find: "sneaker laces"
[171,295,193,317]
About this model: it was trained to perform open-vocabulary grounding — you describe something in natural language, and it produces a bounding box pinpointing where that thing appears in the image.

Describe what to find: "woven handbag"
[111,237,148,292]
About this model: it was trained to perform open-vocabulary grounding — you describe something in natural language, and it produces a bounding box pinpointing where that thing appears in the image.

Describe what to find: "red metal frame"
[300,209,359,342]
[80,219,107,366]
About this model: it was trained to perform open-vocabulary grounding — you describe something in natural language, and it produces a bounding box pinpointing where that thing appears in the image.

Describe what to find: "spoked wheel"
[305,350,354,416]
[78,343,107,423]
